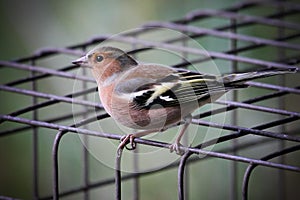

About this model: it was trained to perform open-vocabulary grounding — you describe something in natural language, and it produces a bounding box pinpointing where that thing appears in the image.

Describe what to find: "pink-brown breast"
[94,63,201,130]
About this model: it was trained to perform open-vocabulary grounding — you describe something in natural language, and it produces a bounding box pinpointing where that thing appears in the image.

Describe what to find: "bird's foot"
[117,134,136,153]
[169,142,185,155]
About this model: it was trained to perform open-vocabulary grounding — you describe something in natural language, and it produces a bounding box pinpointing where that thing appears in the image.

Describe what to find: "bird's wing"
[162,70,227,106]
[118,69,229,110]
[115,65,297,110]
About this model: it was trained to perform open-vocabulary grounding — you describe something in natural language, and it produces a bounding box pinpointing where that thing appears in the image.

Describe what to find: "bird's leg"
[118,129,159,152]
[170,114,192,155]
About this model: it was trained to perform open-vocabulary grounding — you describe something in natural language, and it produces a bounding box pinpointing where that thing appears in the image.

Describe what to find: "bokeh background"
[1,0,299,200]
[0,0,236,60]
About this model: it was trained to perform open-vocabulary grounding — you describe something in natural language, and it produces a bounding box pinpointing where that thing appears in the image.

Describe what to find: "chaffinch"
[72,46,297,155]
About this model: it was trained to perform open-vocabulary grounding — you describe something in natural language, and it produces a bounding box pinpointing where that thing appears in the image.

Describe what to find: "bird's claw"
[169,142,185,155]
[117,134,136,153]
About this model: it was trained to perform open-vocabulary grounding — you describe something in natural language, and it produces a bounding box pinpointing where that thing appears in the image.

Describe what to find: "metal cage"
[1,1,299,200]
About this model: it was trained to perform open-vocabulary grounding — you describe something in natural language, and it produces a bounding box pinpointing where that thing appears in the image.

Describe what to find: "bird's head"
[72,46,138,84]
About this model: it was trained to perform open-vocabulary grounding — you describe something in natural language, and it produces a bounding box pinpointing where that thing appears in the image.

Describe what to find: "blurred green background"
[0,0,237,60]
[1,0,300,200]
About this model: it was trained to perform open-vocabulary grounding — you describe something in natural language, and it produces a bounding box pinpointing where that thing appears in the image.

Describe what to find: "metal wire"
[1,0,299,200]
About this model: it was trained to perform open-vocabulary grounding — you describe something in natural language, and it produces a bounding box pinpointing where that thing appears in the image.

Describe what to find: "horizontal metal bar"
[167,33,300,73]
[95,34,297,70]
[5,65,79,87]
[0,61,95,83]
[133,139,300,172]
[191,119,300,142]
[217,100,300,117]
[176,10,299,40]
[185,9,300,31]
[174,1,298,24]
[33,47,84,57]
[3,100,297,145]
[0,109,102,137]
[196,116,299,151]
[0,115,119,140]
[253,116,299,131]
[245,0,300,11]
[0,86,99,125]
[247,82,300,94]
[14,48,85,63]
[0,85,101,109]
[224,0,300,13]
[144,22,300,51]
[0,196,23,200]
[199,86,300,119]
[1,114,299,173]
[224,0,300,14]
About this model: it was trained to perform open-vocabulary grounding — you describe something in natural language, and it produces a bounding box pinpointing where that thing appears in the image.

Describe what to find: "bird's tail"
[222,68,298,85]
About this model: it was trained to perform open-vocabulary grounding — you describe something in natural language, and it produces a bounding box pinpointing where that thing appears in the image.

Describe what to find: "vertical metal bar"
[31,59,39,200]
[115,149,123,200]
[131,41,140,200]
[82,48,90,200]
[52,131,65,200]
[178,152,191,200]
[181,28,189,200]
[242,145,300,200]
[83,107,90,200]
[132,147,140,200]
[230,18,238,200]
[277,1,286,199]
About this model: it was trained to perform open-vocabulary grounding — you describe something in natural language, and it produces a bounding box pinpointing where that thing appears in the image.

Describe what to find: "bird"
[72,46,297,155]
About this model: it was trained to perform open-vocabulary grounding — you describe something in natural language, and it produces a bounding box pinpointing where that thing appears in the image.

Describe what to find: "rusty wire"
[1,0,300,200]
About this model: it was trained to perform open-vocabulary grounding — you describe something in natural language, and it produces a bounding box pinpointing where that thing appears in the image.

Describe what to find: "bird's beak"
[72,56,88,65]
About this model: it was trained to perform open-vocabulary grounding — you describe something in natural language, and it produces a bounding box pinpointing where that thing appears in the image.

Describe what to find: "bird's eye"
[96,55,103,62]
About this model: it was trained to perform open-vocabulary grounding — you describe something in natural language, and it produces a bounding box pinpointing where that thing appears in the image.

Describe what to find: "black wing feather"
[131,70,244,110]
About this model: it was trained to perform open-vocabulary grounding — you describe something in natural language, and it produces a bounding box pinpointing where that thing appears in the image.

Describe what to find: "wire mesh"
[1,0,300,200]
